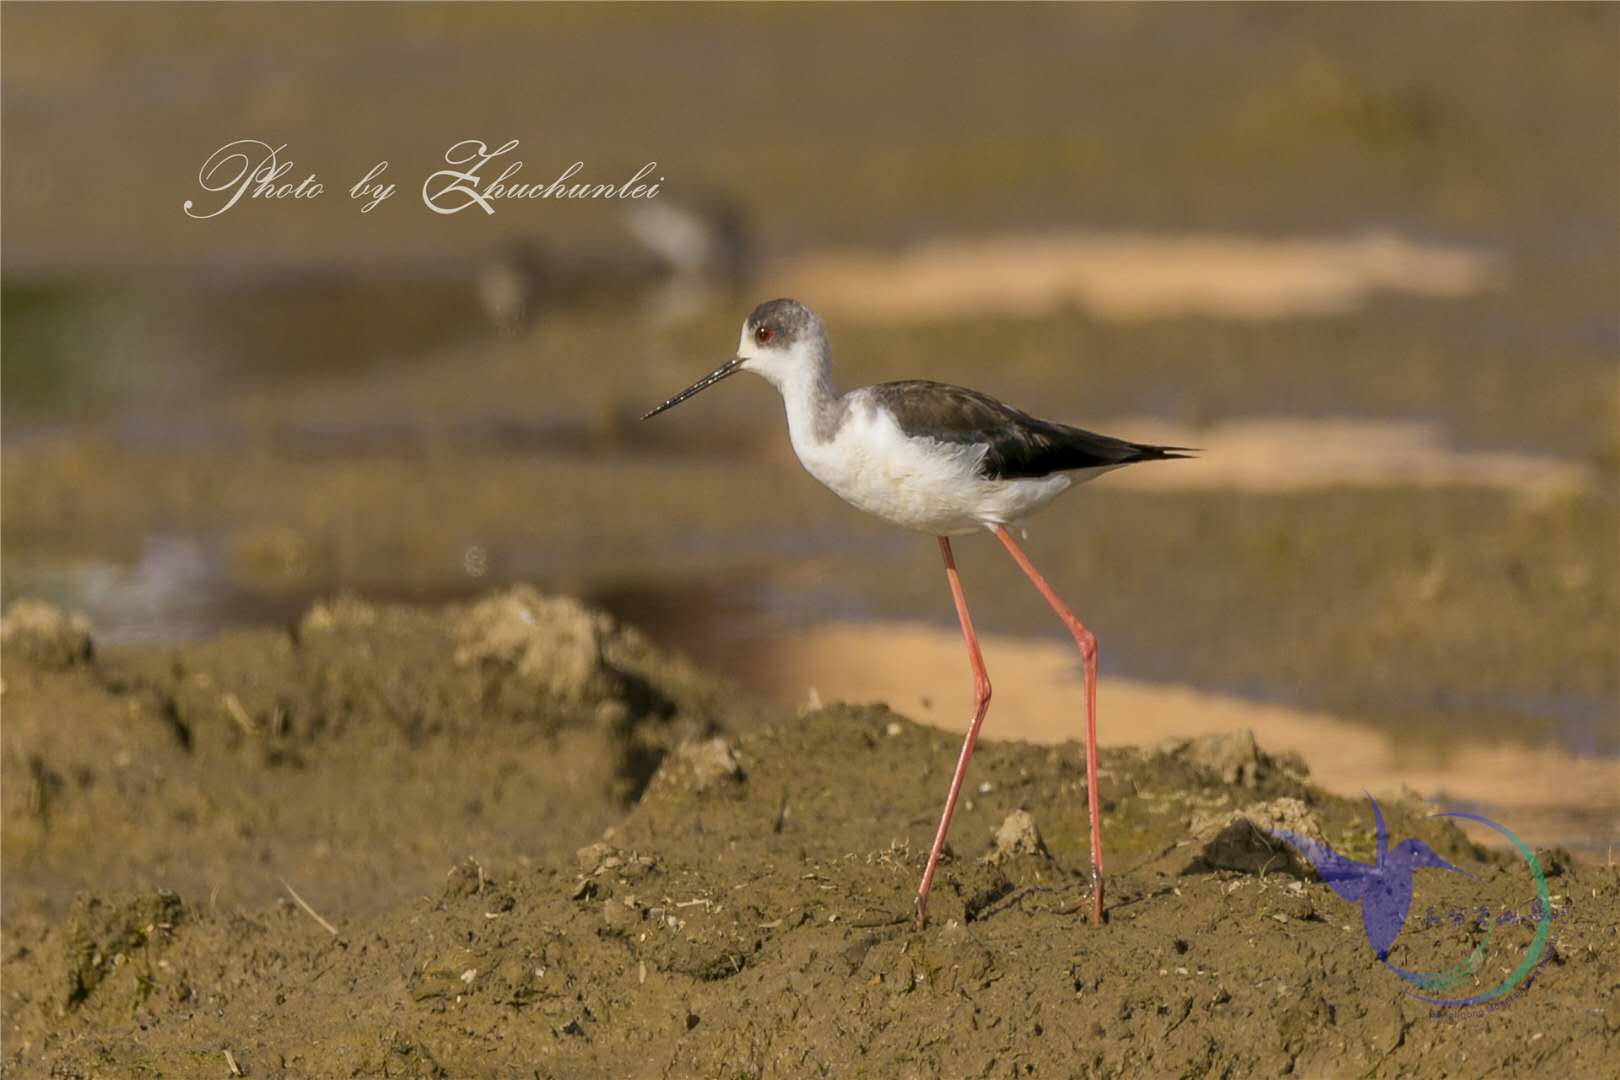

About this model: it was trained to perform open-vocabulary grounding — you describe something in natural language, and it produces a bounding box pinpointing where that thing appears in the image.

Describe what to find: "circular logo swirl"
[1383,811,1552,1008]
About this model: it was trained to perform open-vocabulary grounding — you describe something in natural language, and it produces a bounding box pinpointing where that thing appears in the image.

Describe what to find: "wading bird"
[643,299,1191,927]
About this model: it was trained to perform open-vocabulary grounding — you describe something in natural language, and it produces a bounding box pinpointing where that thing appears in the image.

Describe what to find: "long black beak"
[641,357,745,419]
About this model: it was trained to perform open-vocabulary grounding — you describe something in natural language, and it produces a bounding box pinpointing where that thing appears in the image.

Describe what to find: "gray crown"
[745,298,821,348]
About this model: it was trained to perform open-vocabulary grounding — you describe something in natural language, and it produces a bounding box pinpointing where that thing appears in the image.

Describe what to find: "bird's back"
[866,380,1191,481]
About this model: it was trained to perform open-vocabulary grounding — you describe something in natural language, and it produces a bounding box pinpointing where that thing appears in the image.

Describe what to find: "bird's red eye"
[755,325,772,344]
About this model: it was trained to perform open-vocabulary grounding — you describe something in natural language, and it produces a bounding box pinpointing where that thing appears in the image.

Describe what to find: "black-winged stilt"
[643,298,1192,928]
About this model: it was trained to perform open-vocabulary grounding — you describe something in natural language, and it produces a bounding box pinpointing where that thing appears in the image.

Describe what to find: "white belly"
[790,402,1076,535]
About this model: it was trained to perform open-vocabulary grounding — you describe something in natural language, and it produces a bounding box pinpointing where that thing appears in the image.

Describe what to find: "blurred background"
[3,5,1616,851]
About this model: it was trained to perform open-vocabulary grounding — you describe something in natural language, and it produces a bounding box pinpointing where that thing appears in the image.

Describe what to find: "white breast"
[789,399,1074,536]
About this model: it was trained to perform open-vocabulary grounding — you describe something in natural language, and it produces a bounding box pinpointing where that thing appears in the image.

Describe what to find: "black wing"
[868,380,1194,481]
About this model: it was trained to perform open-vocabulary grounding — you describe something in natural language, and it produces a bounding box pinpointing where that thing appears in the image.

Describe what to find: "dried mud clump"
[1185,796,1326,875]
[1,600,93,669]
[1153,728,1308,789]
[646,736,746,795]
[281,587,690,744]
[985,809,1050,865]
[453,586,629,710]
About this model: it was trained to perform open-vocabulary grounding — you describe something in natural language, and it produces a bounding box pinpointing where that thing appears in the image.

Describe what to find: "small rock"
[684,738,743,788]
[442,857,488,899]
[453,586,622,705]
[576,841,615,873]
[653,737,744,794]
[986,810,1049,864]
[1190,797,1325,845]
[1185,730,1266,788]
[1187,797,1324,874]
[574,841,655,881]
[2,600,93,668]
[411,948,479,1002]
[1273,890,1316,921]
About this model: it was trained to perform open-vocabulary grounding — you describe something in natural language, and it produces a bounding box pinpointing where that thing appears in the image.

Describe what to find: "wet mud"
[3,595,1615,1077]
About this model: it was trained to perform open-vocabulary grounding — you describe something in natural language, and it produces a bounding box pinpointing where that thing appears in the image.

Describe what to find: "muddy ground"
[3,594,1615,1078]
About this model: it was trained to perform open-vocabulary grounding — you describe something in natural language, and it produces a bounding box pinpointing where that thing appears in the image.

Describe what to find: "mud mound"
[3,599,1615,1077]
[0,590,732,925]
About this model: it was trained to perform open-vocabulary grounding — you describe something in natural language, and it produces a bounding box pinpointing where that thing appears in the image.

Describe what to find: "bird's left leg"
[992,525,1104,926]
[914,536,993,929]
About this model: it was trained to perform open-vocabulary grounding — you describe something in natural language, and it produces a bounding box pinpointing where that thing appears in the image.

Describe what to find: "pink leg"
[915,536,992,929]
[993,526,1104,926]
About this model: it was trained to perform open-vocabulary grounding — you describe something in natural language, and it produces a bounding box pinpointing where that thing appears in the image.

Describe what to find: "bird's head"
[642,298,827,419]
[1394,838,1470,879]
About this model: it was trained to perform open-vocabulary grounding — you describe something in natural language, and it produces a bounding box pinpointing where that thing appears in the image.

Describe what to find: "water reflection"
[2,535,303,645]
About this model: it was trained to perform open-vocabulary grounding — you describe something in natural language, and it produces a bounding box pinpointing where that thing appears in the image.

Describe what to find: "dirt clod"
[986,809,1049,864]
[1160,728,1270,788]
[650,736,745,794]
[1,599,93,668]
[1186,797,1325,874]
[454,585,625,706]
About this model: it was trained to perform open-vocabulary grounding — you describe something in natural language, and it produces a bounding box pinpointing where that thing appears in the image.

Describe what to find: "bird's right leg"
[914,536,993,929]
[992,525,1103,926]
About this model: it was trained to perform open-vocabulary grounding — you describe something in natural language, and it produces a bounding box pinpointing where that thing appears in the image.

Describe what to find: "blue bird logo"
[1269,793,1554,1009]
[1271,793,1467,960]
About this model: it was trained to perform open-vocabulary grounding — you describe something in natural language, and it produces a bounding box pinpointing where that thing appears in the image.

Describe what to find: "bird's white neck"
[777,354,842,446]
[755,343,844,449]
